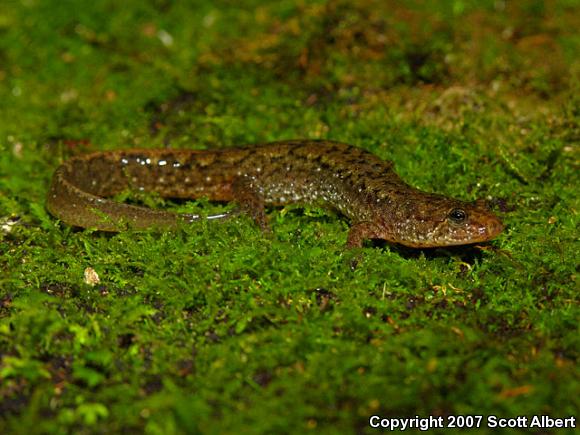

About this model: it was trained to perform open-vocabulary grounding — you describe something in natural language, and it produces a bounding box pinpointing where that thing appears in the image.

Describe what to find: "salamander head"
[390,197,504,248]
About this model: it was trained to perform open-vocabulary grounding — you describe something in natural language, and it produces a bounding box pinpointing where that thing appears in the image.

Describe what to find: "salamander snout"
[478,213,504,240]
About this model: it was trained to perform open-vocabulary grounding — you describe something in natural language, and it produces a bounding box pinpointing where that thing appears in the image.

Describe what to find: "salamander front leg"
[346,221,382,248]
[231,176,269,231]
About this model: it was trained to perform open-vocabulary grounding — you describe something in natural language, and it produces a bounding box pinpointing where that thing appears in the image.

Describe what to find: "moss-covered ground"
[0,0,578,433]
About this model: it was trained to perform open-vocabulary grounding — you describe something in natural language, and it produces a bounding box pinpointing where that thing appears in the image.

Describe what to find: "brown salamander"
[46,140,504,248]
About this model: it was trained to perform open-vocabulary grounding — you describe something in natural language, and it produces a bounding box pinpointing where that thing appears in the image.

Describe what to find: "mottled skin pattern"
[46,140,504,248]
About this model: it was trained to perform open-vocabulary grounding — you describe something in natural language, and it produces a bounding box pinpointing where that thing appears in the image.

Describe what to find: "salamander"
[46,140,504,248]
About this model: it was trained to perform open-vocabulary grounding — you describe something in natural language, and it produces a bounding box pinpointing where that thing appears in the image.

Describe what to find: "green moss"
[1,0,578,433]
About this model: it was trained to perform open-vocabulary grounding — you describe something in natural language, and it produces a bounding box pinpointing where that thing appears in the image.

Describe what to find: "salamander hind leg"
[231,176,270,231]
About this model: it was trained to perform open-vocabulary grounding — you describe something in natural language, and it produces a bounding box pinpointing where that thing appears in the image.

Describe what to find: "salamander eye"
[448,208,467,223]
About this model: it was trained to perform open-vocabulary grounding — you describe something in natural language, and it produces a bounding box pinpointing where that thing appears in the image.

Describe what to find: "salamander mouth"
[445,218,504,246]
